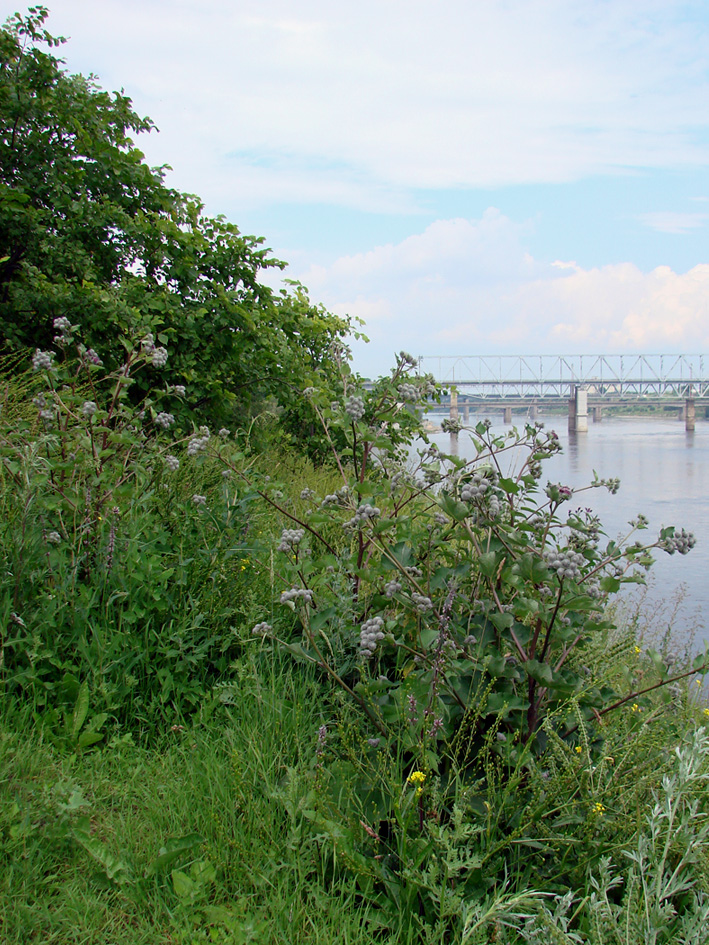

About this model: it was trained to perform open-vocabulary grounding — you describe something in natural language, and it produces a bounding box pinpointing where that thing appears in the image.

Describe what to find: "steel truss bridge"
[418,354,709,401]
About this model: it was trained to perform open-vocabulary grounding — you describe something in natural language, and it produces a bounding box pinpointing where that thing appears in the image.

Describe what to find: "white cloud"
[293,211,709,377]
[638,212,709,234]
[42,0,709,212]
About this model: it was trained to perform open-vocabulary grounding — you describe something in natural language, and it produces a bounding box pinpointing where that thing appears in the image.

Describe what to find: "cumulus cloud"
[43,0,709,211]
[295,211,709,377]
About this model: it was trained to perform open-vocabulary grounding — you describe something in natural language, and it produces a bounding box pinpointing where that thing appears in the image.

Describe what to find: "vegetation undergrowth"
[2,8,709,943]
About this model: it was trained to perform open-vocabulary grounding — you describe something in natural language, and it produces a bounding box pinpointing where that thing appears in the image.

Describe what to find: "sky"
[11,0,709,378]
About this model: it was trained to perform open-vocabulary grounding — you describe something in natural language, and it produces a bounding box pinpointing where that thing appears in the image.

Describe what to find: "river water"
[423,410,708,650]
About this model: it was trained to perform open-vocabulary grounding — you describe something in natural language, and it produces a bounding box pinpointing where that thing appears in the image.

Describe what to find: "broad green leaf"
[172,869,196,900]
[524,659,554,686]
[72,827,132,883]
[478,552,500,578]
[71,681,89,738]
[145,833,205,876]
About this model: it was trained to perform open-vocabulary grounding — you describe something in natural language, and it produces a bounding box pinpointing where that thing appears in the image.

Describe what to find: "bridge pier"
[503,406,512,424]
[686,399,695,432]
[591,405,602,423]
[449,389,458,422]
[462,404,470,423]
[568,387,588,433]
[529,402,538,420]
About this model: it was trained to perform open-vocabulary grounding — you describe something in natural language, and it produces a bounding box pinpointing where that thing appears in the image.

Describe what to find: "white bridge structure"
[418,354,709,432]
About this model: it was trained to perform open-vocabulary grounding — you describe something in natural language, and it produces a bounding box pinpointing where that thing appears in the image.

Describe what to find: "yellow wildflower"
[593,802,605,815]
[631,703,640,712]
[407,771,426,785]
[575,746,583,754]
[634,646,641,655]
[703,709,709,718]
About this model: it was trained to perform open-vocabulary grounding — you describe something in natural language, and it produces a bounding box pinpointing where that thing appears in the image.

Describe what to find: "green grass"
[0,655,404,944]
[3,642,708,944]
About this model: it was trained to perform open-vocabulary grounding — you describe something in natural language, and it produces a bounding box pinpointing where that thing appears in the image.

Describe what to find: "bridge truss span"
[418,354,709,400]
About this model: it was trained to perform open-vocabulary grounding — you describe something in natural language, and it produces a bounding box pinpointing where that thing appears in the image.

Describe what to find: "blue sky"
[21,0,709,378]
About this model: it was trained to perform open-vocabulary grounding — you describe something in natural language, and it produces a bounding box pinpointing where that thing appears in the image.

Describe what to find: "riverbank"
[3,368,709,943]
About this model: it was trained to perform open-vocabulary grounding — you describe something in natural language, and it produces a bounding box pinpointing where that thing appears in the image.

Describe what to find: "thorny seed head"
[460,474,489,502]
[280,587,314,605]
[661,528,696,555]
[154,411,174,429]
[592,475,621,494]
[543,547,585,580]
[359,616,385,658]
[384,579,402,598]
[251,621,272,637]
[192,494,207,506]
[398,382,418,402]
[165,455,180,471]
[46,531,62,544]
[53,316,72,332]
[32,349,54,372]
[545,482,573,502]
[441,418,462,434]
[411,592,433,613]
[83,347,103,366]
[344,504,381,529]
[345,395,366,422]
[151,347,168,368]
[187,435,208,456]
[277,528,305,552]
[81,401,97,418]
[398,351,418,368]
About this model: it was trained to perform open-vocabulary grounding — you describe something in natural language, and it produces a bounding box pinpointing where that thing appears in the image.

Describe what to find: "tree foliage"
[0,6,355,433]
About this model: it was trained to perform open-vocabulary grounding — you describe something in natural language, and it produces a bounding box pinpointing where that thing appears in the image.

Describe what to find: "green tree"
[0,6,354,432]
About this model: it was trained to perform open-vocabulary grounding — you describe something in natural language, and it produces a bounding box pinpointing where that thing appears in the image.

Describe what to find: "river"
[423,410,708,651]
